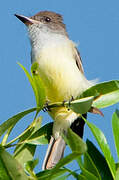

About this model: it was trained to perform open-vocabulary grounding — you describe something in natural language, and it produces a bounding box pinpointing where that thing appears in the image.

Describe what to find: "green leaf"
[81,80,119,97]
[2,125,15,146]
[78,174,87,180]
[37,167,78,180]
[66,96,94,114]
[63,168,79,179]
[115,169,119,180]
[53,175,68,180]
[81,169,98,180]
[31,62,46,109]
[64,130,100,179]
[18,63,37,104]
[82,117,116,179]
[24,159,38,173]
[49,152,81,177]
[14,144,36,168]
[36,169,68,180]
[79,169,98,180]
[18,62,46,110]
[24,159,38,178]
[81,80,119,108]
[116,163,119,180]
[112,109,119,160]
[84,153,101,180]
[93,89,119,109]
[116,163,119,170]
[0,154,11,180]
[77,157,99,180]
[0,108,36,137]
[64,128,87,154]
[14,117,42,167]
[25,122,53,145]
[0,145,28,180]
[86,140,113,180]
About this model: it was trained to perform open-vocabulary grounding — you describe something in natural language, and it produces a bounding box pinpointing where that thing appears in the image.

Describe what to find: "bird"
[15,11,93,170]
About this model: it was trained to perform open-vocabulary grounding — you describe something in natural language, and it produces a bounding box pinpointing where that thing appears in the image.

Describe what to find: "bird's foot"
[42,101,51,112]
[62,100,67,106]
[68,96,74,106]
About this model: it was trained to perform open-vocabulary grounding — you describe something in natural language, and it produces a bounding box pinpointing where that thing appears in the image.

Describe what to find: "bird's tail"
[42,136,66,170]
[42,114,86,170]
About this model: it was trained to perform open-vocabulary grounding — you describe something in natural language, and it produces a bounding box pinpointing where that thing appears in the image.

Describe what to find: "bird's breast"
[32,43,91,102]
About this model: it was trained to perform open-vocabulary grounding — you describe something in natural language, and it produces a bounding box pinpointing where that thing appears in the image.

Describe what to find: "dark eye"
[44,17,51,22]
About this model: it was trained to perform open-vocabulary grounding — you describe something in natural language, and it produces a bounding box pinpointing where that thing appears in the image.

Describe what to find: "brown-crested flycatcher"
[15,11,93,170]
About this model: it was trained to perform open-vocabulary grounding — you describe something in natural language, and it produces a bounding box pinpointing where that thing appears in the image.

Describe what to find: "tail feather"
[42,136,66,170]
[42,114,86,170]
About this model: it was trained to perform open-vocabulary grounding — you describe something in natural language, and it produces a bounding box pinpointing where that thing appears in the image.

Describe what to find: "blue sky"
[0,0,119,175]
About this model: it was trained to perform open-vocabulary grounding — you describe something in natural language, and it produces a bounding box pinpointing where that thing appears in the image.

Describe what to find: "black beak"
[15,14,33,25]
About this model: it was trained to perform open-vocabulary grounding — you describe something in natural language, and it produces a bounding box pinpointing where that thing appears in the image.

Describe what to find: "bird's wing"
[74,47,84,74]
[71,47,86,141]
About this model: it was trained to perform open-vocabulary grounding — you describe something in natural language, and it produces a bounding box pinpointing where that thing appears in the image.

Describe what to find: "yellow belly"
[35,43,90,103]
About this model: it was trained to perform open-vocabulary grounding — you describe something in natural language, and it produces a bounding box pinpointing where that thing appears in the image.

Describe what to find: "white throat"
[28,25,68,63]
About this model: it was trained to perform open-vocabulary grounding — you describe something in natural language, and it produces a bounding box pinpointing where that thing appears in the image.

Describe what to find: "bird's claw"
[62,100,67,106]
[68,96,74,106]
[42,101,51,112]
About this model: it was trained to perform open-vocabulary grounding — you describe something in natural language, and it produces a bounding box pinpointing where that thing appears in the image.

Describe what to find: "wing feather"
[74,48,84,74]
